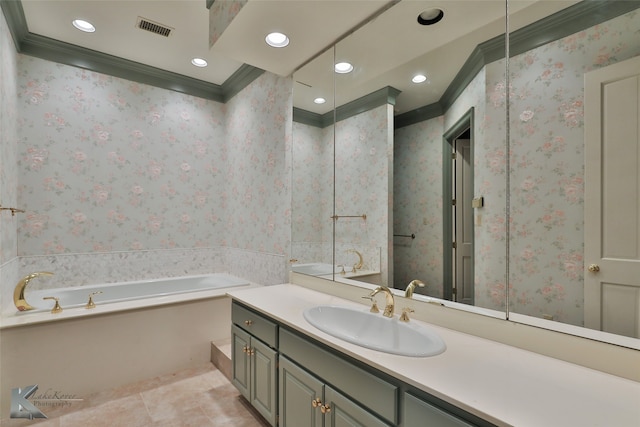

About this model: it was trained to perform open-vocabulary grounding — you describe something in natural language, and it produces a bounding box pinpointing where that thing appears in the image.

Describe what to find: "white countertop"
[227,283,640,427]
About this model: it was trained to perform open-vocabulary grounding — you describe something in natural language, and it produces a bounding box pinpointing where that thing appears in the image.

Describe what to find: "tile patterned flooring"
[1,363,269,427]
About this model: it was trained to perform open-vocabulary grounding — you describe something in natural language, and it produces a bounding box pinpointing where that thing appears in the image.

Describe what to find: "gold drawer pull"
[244,320,254,326]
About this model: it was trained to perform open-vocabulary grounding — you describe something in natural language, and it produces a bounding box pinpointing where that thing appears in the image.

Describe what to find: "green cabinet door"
[231,323,277,426]
[326,386,392,427]
[279,356,323,427]
[231,324,250,399]
[403,392,475,427]
[250,337,277,426]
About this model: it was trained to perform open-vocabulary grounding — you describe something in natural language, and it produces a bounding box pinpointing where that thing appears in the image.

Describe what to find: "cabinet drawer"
[279,328,398,424]
[232,302,278,348]
[403,392,475,427]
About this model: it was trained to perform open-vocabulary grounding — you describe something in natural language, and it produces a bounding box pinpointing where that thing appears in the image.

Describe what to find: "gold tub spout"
[14,272,54,311]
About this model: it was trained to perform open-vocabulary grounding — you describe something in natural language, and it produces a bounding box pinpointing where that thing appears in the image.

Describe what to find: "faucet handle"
[361,296,380,313]
[42,296,63,314]
[400,307,414,322]
[86,291,103,309]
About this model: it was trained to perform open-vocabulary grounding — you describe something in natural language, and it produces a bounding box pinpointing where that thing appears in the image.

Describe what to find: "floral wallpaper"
[507,9,640,325]
[394,117,445,296]
[394,64,508,310]
[17,57,228,254]
[392,9,640,324]
[334,104,392,283]
[0,34,292,303]
[291,121,333,262]
[291,105,391,281]
[0,7,20,300]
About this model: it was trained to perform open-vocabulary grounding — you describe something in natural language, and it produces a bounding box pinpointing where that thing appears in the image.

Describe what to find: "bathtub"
[0,273,255,419]
[19,273,249,313]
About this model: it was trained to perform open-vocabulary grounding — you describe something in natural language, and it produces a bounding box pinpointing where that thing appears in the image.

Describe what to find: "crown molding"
[0,0,262,103]
[395,0,640,129]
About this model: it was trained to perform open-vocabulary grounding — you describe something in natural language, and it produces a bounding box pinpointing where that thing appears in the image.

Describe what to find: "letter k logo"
[10,385,47,419]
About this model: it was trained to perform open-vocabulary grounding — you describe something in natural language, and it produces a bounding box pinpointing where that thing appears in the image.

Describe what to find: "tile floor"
[1,363,269,427]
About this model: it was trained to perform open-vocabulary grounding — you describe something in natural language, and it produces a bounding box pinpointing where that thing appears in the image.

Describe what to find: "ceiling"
[19,0,576,115]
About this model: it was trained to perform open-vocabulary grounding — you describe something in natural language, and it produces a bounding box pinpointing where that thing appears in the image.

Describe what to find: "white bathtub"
[1,272,248,418]
[2,273,252,330]
[20,273,249,312]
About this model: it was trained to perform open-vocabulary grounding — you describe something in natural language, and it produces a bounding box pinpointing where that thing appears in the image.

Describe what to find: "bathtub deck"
[0,362,268,427]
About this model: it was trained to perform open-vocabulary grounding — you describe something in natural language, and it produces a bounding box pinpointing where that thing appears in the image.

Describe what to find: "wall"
[334,104,392,284]
[1,12,293,310]
[393,116,445,295]
[0,4,20,309]
[508,10,640,325]
[291,105,391,279]
[393,64,508,310]
[291,121,333,263]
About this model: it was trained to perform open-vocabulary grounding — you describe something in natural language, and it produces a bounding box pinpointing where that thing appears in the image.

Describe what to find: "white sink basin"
[303,305,446,357]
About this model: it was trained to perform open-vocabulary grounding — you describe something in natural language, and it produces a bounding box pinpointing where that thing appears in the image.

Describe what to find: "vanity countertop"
[227,283,640,427]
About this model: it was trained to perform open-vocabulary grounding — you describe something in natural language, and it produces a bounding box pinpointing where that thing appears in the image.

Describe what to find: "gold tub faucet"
[14,272,54,311]
[346,249,364,271]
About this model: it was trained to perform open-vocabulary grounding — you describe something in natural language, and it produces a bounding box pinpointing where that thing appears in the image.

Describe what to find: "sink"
[303,305,446,357]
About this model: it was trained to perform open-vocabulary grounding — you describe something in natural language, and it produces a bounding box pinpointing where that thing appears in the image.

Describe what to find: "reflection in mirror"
[291,48,335,278]
[291,0,640,348]
[507,1,640,344]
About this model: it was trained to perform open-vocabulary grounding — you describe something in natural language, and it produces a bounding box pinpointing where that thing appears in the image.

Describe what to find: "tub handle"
[43,296,63,314]
[86,291,103,309]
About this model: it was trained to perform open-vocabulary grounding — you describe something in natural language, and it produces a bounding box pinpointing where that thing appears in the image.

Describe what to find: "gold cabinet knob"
[588,264,600,272]
[311,398,322,408]
[244,320,254,326]
[320,404,331,414]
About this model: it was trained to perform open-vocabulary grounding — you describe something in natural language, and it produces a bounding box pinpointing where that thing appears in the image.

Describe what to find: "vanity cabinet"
[231,304,278,426]
[230,300,494,427]
[279,356,391,427]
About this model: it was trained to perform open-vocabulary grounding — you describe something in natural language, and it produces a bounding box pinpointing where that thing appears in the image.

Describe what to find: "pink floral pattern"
[508,10,640,325]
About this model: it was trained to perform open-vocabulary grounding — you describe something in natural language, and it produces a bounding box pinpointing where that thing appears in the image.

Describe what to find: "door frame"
[443,108,474,302]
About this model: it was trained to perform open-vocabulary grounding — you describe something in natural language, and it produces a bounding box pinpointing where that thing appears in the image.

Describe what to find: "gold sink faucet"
[346,249,364,272]
[14,272,54,311]
[369,286,394,317]
[405,279,425,298]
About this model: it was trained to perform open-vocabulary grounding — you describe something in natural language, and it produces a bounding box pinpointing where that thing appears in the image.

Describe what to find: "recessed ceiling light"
[314,97,326,104]
[334,62,353,74]
[412,74,428,83]
[191,58,208,67]
[265,32,289,48]
[72,19,96,33]
[417,9,444,26]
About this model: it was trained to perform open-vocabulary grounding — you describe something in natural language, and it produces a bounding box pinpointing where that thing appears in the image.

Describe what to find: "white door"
[454,138,473,304]
[584,55,640,338]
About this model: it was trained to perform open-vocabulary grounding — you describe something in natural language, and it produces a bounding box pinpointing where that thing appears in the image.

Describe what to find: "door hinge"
[452,152,457,160]
[452,199,456,206]
[452,241,457,249]
[452,287,457,296]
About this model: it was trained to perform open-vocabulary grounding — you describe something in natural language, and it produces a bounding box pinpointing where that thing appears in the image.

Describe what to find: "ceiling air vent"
[136,17,173,37]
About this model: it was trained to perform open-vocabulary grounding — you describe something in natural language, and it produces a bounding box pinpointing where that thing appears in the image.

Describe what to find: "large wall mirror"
[291,0,640,350]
